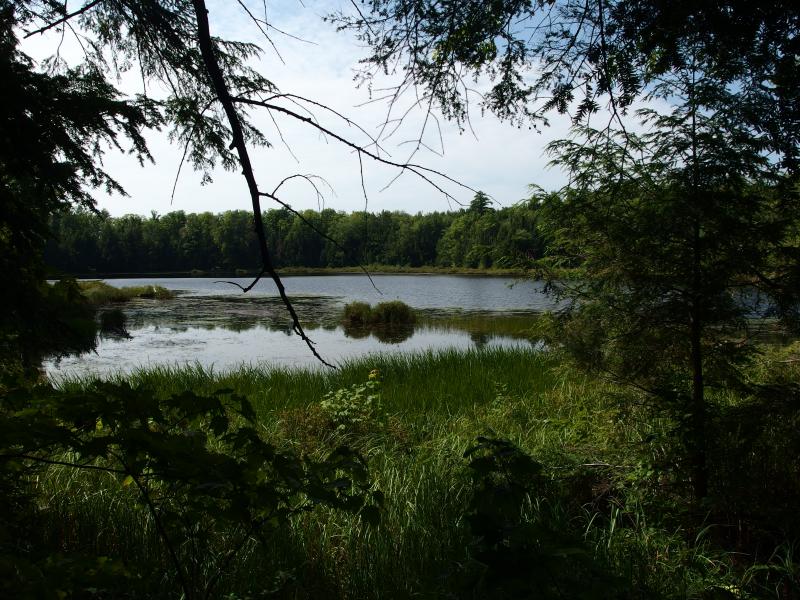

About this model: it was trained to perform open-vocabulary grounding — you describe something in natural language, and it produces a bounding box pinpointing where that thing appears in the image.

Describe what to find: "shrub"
[320,369,384,436]
[0,379,380,599]
[342,301,373,326]
[371,300,416,325]
[341,300,416,326]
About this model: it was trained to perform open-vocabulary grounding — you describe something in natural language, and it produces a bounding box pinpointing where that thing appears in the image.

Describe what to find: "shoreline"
[51,265,534,279]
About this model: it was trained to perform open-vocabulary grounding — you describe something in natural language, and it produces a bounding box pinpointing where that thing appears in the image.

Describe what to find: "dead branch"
[192,0,335,369]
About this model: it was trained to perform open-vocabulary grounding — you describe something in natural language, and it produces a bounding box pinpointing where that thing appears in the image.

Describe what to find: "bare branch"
[192,0,335,369]
[1,454,126,474]
[232,96,477,201]
[259,187,383,295]
[234,0,285,64]
[171,98,217,203]
[261,92,389,156]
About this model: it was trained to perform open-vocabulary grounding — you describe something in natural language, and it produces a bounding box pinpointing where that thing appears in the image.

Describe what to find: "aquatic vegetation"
[342,300,416,326]
[370,300,417,325]
[342,300,373,325]
[78,280,174,304]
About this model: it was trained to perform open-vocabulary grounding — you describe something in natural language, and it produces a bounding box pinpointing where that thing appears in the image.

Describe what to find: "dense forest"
[45,193,546,273]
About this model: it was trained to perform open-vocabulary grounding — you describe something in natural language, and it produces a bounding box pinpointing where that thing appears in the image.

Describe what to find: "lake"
[44,275,558,378]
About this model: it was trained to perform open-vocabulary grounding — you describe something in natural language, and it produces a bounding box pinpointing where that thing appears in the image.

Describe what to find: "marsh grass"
[36,348,800,598]
[419,311,544,341]
[78,280,174,304]
[342,300,416,327]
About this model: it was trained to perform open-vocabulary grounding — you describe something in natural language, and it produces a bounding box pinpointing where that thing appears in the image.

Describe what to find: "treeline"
[45,195,547,273]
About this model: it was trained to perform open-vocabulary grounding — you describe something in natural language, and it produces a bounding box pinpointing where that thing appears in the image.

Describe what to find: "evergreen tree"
[537,45,799,498]
[342,0,800,498]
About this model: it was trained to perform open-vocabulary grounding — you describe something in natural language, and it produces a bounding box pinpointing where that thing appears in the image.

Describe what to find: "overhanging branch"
[24,0,103,39]
[191,0,335,369]
[232,96,478,201]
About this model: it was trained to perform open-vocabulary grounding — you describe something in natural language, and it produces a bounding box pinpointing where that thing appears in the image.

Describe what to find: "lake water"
[44,275,557,378]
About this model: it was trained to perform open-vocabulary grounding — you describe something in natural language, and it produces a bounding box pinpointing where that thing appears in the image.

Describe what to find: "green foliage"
[2,0,280,372]
[320,370,385,436]
[341,300,416,326]
[0,279,98,375]
[370,301,417,325]
[0,377,379,598]
[533,33,800,498]
[336,0,800,505]
[460,437,622,598]
[45,204,548,274]
[0,5,161,375]
[3,348,799,597]
[337,0,799,158]
[78,280,174,305]
[342,301,373,326]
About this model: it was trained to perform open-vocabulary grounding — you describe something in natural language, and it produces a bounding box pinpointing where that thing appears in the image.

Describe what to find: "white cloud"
[20,0,573,217]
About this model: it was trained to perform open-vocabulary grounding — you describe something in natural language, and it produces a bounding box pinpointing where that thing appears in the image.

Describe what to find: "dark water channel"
[44,275,557,378]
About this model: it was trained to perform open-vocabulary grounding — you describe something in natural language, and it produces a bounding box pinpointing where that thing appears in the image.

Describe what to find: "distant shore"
[53,265,535,279]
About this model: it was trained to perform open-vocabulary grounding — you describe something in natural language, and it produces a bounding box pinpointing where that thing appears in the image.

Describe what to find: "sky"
[20,0,575,217]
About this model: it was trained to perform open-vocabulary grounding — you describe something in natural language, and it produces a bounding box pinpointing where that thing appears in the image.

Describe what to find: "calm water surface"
[101,274,552,310]
[44,275,555,378]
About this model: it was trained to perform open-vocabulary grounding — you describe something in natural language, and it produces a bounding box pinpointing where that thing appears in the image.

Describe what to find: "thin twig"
[259,188,382,295]
[233,97,477,201]
[127,465,192,599]
[0,454,127,474]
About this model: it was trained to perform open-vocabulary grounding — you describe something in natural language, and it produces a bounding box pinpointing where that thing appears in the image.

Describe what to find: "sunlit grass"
[41,347,800,598]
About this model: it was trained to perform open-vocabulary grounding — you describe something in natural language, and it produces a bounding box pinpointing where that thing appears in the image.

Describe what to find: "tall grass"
[39,347,800,598]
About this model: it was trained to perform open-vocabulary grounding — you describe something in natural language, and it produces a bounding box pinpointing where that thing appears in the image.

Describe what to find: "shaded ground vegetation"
[2,347,800,598]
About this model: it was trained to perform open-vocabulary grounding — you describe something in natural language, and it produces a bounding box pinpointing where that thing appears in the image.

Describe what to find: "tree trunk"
[689,212,708,500]
[689,311,708,500]
[688,69,708,501]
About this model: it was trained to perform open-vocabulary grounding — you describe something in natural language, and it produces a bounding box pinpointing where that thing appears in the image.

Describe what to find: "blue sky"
[21,0,575,216]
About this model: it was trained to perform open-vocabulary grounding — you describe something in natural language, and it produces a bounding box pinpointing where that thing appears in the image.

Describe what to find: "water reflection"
[470,331,492,350]
[372,325,415,344]
[341,323,415,344]
[122,294,343,333]
[43,294,543,378]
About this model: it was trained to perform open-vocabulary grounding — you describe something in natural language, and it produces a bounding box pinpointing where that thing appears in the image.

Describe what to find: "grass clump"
[342,300,416,326]
[371,300,416,324]
[78,280,174,304]
[342,301,373,325]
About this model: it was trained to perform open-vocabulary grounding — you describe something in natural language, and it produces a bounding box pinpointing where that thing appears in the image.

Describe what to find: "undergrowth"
[9,347,800,598]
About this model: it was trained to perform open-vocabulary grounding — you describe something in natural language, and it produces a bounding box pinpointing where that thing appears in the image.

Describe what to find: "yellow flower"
[368,369,380,380]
